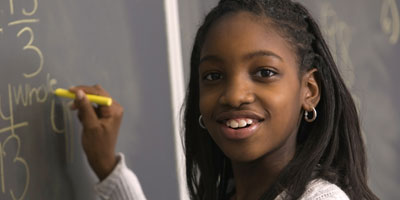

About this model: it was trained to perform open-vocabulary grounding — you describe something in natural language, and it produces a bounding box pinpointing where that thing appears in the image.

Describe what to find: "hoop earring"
[304,107,317,122]
[199,115,206,129]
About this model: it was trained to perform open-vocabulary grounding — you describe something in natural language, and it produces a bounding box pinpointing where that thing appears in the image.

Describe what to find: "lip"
[218,122,261,140]
[215,110,264,140]
[216,110,264,123]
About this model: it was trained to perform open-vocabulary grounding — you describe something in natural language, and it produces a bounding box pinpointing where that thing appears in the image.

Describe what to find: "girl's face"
[199,12,317,163]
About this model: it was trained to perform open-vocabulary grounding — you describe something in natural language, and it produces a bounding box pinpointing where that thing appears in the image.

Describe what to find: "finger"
[74,90,100,130]
[70,85,114,117]
[95,100,122,120]
[69,84,110,97]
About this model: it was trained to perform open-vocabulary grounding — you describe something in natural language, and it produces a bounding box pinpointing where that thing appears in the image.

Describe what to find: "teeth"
[238,119,247,127]
[226,119,254,129]
[230,120,239,128]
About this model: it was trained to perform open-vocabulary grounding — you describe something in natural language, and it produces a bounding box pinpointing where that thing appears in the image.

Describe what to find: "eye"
[204,72,223,81]
[255,68,277,78]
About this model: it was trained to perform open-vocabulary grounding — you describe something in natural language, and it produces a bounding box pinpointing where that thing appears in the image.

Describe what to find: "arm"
[95,153,147,200]
[70,85,146,200]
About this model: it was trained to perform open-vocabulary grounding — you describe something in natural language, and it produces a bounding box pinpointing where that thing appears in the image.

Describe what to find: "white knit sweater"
[275,179,349,200]
[94,154,349,200]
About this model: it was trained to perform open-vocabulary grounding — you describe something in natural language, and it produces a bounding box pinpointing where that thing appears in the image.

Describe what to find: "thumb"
[74,90,100,130]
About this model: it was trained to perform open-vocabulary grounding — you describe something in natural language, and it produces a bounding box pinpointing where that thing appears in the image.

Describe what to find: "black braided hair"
[183,0,379,199]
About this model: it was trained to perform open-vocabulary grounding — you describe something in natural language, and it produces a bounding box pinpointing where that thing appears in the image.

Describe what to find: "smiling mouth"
[215,111,265,138]
[221,118,265,130]
[217,118,263,140]
[225,118,254,129]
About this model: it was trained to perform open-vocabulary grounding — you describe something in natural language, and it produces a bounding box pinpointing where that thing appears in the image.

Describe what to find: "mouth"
[223,118,259,129]
[215,111,265,140]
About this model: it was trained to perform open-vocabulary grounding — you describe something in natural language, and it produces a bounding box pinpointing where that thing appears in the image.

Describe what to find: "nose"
[219,76,255,108]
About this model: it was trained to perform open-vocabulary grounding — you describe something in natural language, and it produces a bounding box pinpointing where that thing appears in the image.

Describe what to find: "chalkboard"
[0,0,179,199]
[178,0,400,199]
[299,1,400,199]
[1,0,399,199]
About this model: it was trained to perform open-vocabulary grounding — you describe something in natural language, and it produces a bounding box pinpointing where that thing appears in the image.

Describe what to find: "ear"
[301,68,320,111]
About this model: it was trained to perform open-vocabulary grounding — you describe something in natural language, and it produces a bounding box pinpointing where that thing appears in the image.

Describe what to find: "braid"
[185,0,378,199]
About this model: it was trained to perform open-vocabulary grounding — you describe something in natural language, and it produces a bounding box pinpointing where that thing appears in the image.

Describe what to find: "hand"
[69,85,123,180]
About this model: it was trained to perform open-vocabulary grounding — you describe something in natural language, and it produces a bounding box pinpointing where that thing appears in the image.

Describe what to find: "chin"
[221,144,266,163]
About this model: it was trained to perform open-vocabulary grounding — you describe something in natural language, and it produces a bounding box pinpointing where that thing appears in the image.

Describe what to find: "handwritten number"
[0,135,30,200]
[3,135,30,200]
[17,27,44,78]
[10,157,29,200]
[22,0,38,16]
[9,0,15,15]
[9,0,38,16]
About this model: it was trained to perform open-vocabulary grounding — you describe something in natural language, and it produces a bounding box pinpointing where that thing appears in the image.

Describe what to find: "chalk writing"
[9,0,38,16]
[0,77,73,199]
[320,3,355,89]
[12,74,55,107]
[0,0,74,198]
[17,27,43,78]
[381,0,400,44]
[319,3,361,112]
[1,134,30,200]
[49,77,74,162]
[0,85,30,200]
[22,0,38,16]
[51,99,74,162]
[8,0,14,15]
[0,123,28,134]
[8,19,39,27]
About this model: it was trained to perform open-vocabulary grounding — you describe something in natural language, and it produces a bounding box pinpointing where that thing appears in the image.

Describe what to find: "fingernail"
[76,90,85,100]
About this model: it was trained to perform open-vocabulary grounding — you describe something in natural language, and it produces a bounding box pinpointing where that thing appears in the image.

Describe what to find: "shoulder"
[299,179,349,200]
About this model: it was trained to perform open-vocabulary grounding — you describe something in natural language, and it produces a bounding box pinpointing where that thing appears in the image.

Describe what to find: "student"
[70,0,379,199]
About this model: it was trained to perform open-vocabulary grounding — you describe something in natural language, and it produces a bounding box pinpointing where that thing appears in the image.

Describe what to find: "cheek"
[199,81,224,109]
[261,85,302,130]
[199,89,216,117]
[199,97,207,115]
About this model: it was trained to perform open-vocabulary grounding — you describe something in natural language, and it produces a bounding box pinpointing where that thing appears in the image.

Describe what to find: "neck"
[230,142,296,200]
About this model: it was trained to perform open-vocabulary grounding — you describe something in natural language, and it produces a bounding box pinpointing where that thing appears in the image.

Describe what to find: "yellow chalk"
[54,88,112,106]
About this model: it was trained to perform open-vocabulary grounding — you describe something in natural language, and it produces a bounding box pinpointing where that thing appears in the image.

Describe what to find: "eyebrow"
[199,50,283,65]
[243,50,283,61]
[199,55,222,66]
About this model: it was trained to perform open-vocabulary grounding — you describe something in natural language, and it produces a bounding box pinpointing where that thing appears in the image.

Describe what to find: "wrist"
[91,154,118,181]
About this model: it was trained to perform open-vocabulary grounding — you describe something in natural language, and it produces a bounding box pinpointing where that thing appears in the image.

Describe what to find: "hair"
[182,0,379,199]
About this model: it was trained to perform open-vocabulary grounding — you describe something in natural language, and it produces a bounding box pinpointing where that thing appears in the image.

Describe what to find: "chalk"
[54,88,112,106]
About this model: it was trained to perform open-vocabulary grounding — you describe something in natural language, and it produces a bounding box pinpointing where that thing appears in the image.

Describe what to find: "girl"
[70,0,379,199]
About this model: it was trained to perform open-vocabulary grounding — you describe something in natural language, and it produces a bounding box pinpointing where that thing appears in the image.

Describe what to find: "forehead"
[201,11,296,64]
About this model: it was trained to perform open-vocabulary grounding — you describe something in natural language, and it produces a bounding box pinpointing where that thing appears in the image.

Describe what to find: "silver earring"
[199,115,206,129]
[304,107,317,122]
